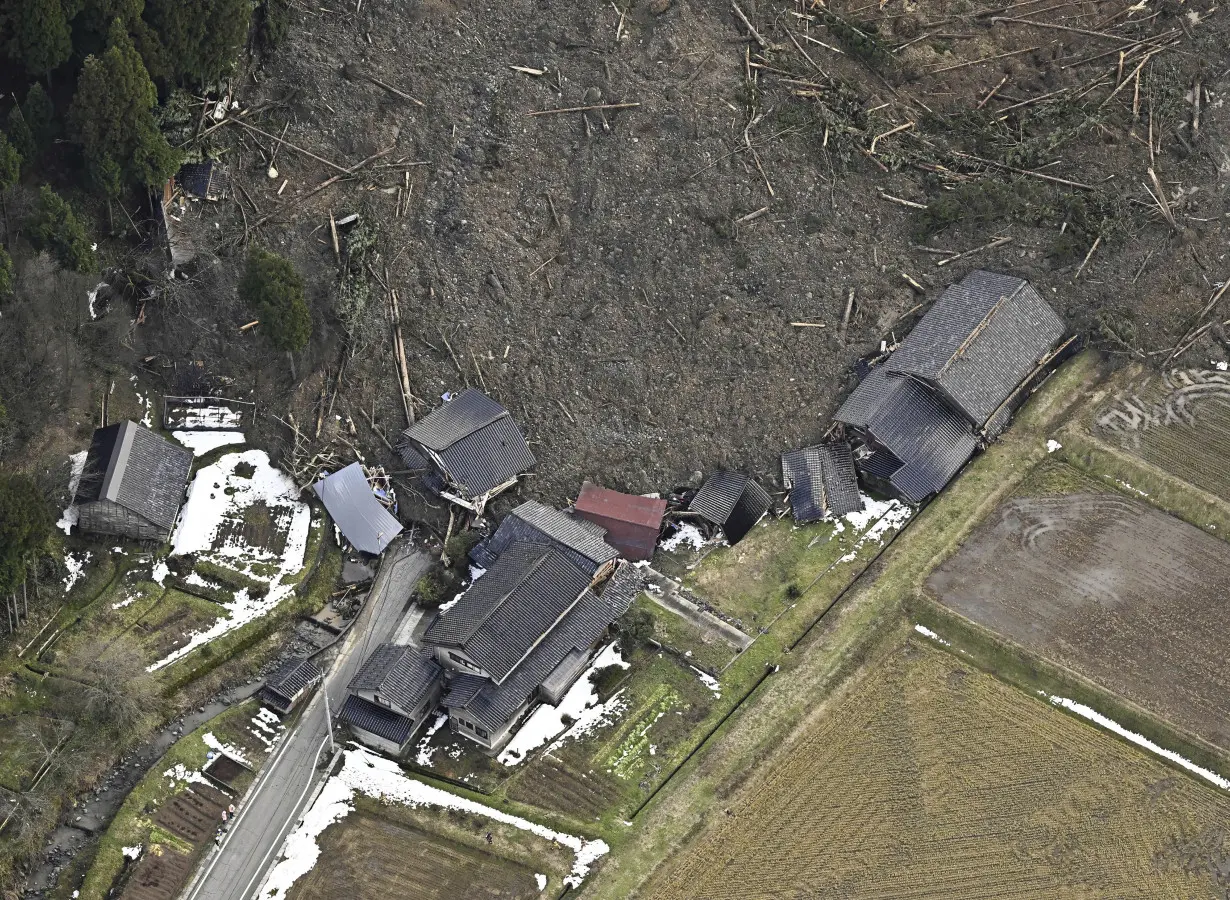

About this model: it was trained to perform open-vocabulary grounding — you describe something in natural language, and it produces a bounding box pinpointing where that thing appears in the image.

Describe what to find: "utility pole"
[322,688,336,755]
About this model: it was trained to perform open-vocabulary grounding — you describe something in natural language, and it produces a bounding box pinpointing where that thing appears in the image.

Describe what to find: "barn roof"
[77,421,194,531]
[884,271,1065,427]
[689,472,772,545]
[313,462,402,556]
[470,500,618,573]
[781,443,863,523]
[399,390,535,498]
[423,542,592,683]
[347,644,442,713]
[575,483,668,531]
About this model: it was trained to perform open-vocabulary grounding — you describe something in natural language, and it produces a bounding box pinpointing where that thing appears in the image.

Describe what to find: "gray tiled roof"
[434,417,537,498]
[403,389,510,451]
[834,366,895,429]
[79,421,193,531]
[690,473,772,545]
[262,656,322,708]
[474,501,618,575]
[347,644,443,713]
[885,271,1064,427]
[781,443,863,523]
[313,462,402,555]
[340,694,416,746]
[423,542,592,682]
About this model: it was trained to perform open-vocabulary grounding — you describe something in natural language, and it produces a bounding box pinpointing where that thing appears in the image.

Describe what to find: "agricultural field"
[643,640,1230,900]
[927,468,1230,752]
[1091,366,1230,504]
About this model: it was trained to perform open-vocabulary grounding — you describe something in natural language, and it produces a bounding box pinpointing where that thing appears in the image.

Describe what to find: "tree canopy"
[0,249,13,298]
[6,0,73,78]
[144,0,252,87]
[27,186,95,273]
[0,473,54,595]
[0,133,21,194]
[241,249,312,355]
[68,21,179,196]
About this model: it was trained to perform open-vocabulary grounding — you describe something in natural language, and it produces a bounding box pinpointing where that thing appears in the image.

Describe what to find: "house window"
[475,725,489,739]
[448,652,479,671]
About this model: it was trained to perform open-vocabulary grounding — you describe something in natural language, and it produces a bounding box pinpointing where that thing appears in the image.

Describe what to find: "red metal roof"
[574,482,667,530]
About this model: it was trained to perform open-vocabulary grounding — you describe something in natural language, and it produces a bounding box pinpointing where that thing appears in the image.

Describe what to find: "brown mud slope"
[928,492,1230,751]
[133,0,1230,504]
[645,641,1230,900]
[286,811,541,900]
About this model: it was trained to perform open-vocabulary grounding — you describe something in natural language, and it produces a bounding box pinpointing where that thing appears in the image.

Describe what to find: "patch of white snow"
[415,712,449,766]
[1046,439,1062,453]
[913,623,950,645]
[173,431,246,453]
[660,523,706,552]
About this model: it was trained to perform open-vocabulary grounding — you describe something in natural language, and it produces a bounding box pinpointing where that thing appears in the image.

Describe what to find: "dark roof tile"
[348,644,443,712]
[340,694,416,745]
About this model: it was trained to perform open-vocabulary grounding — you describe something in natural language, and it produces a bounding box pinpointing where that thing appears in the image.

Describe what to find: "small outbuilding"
[259,656,324,715]
[573,483,667,562]
[313,462,403,556]
[397,389,536,514]
[781,443,863,524]
[469,499,619,577]
[688,472,773,545]
[75,420,194,542]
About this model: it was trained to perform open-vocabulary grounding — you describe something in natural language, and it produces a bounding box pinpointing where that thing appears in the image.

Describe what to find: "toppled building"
[835,270,1072,504]
[340,644,444,755]
[688,472,773,545]
[469,499,619,578]
[313,462,403,556]
[75,420,194,542]
[573,483,667,562]
[781,442,863,524]
[397,389,535,514]
[259,656,323,715]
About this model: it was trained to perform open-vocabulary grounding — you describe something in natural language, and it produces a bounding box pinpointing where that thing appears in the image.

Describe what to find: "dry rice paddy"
[643,641,1230,900]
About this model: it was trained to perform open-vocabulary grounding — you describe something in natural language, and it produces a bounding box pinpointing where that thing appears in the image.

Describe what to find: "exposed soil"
[927,491,1230,751]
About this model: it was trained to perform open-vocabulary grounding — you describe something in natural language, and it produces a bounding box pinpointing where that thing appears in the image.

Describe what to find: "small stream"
[24,680,263,897]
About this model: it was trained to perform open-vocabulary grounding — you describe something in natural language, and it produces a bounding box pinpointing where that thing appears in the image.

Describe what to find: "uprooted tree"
[241,248,312,374]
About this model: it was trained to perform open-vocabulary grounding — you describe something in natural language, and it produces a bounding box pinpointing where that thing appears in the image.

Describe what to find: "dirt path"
[642,568,753,651]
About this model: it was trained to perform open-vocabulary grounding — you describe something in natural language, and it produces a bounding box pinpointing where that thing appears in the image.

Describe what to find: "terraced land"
[644,641,1230,900]
[927,487,1230,752]
[1092,367,1230,503]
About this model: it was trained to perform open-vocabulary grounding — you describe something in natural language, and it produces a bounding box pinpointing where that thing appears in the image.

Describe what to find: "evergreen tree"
[5,108,37,167]
[143,0,251,86]
[0,133,20,193]
[0,474,54,595]
[241,249,312,355]
[0,248,13,297]
[28,186,95,273]
[7,0,73,78]
[22,83,56,150]
[68,21,180,195]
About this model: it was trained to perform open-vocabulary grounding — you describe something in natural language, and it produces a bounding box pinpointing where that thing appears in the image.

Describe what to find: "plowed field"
[644,642,1230,900]
[928,492,1230,751]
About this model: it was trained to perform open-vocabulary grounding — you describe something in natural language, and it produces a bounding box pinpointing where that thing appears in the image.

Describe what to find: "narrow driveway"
[181,541,429,900]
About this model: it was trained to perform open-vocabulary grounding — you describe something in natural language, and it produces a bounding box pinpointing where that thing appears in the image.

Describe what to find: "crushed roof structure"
[177,161,229,201]
[573,483,667,562]
[688,472,773,545]
[835,270,1065,504]
[781,443,863,523]
[259,656,323,714]
[398,389,535,512]
[424,542,592,683]
[76,420,194,537]
[347,644,443,713]
[313,462,402,556]
[442,562,639,733]
[469,500,618,574]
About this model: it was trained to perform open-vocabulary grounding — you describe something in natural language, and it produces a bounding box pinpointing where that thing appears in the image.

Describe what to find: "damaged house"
[469,499,619,578]
[313,462,402,556]
[74,420,194,542]
[397,389,535,514]
[573,482,667,562]
[835,270,1073,504]
[781,442,863,524]
[688,472,773,545]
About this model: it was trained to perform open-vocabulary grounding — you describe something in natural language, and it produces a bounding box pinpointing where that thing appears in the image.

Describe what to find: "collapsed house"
[688,472,773,545]
[158,161,230,267]
[340,543,638,755]
[469,499,619,578]
[74,420,194,542]
[835,270,1072,504]
[573,482,667,562]
[780,442,863,524]
[313,462,403,556]
[397,389,536,514]
[259,656,323,715]
[340,644,444,756]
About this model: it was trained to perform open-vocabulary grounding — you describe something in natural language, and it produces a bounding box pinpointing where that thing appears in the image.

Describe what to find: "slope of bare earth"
[927,488,1230,752]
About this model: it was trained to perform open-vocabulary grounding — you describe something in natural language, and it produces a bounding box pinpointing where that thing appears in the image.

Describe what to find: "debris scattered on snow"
[1046,439,1062,453]
[660,523,706,552]
[173,431,246,453]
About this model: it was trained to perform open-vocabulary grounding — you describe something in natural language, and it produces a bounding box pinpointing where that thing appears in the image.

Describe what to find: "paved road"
[182,541,429,900]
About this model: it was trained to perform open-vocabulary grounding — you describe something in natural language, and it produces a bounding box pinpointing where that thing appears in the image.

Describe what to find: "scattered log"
[528,102,641,116]
[936,236,1013,267]
[731,1,770,49]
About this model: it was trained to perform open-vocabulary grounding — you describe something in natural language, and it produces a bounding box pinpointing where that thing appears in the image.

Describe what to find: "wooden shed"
[573,482,667,562]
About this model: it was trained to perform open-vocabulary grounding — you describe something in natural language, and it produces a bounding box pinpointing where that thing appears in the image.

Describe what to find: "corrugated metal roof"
[79,421,193,531]
[477,501,618,574]
[423,542,592,682]
[340,694,416,745]
[434,416,536,498]
[575,483,668,531]
[886,270,1065,427]
[781,443,863,523]
[402,389,510,452]
[347,644,443,713]
[313,463,403,555]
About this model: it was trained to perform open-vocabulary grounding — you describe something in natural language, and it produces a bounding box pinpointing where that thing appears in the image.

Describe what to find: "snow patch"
[203,732,250,766]
[468,565,487,582]
[176,406,245,429]
[414,712,449,766]
[151,560,169,586]
[1116,479,1148,497]
[164,764,207,786]
[257,774,355,900]
[112,594,139,610]
[832,495,913,563]
[63,552,92,592]
[1048,696,1230,791]
[121,845,142,860]
[536,873,548,890]
[1046,439,1062,453]
[660,523,706,552]
[498,643,628,765]
[438,594,462,615]
[913,623,950,645]
[173,431,246,453]
[691,666,721,698]
[57,451,89,535]
[1216,361,1228,372]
